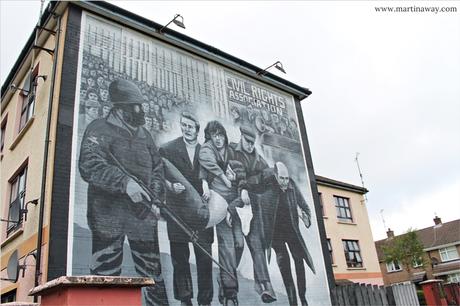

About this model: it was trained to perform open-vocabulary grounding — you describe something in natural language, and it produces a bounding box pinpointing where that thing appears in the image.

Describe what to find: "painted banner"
[68,12,331,306]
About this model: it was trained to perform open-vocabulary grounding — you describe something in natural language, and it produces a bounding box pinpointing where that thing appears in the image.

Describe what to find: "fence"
[392,283,420,306]
[443,282,460,305]
[331,282,420,306]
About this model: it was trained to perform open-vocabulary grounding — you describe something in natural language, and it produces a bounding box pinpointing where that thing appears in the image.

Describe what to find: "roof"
[375,219,460,260]
[2,1,311,101]
[315,175,368,194]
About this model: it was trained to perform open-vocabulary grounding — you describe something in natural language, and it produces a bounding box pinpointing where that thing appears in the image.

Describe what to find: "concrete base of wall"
[29,275,153,306]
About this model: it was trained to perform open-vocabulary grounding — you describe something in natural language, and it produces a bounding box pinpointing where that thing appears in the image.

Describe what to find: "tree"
[383,228,425,275]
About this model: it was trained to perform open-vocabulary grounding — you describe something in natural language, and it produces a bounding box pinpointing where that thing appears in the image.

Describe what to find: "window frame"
[342,239,363,268]
[18,66,39,132]
[0,116,7,154]
[1,289,16,303]
[412,256,423,268]
[327,238,334,264]
[386,260,402,272]
[335,195,353,222]
[447,272,460,284]
[318,192,325,216]
[7,166,28,235]
[439,246,459,262]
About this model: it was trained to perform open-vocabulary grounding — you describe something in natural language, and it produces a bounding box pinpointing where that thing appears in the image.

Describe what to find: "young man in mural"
[228,125,277,303]
[199,121,245,306]
[78,79,169,306]
[159,112,214,306]
[263,162,315,306]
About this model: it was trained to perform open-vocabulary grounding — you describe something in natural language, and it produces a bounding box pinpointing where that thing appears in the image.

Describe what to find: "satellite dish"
[6,250,20,283]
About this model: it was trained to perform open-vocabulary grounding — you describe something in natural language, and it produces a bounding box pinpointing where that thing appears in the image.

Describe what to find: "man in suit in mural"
[159,112,214,306]
[261,162,315,306]
[79,79,169,306]
[228,125,277,303]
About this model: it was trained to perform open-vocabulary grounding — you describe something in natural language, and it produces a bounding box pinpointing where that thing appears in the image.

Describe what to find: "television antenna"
[354,152,368,202]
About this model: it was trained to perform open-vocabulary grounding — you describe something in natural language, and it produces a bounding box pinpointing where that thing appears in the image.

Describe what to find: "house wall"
[318,184,383,285]
[0,7,69,302]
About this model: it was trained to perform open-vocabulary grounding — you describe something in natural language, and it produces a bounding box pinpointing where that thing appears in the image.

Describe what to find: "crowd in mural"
[79,53,301,147]
[79,52,195,143]
[229,105,299,141]
[77,52,315,306]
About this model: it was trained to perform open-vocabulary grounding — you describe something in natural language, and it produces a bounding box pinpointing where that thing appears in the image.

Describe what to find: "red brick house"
[375,217,460,286]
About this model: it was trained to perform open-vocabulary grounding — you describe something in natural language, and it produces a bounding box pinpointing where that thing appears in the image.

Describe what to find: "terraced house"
[375,217,460,286]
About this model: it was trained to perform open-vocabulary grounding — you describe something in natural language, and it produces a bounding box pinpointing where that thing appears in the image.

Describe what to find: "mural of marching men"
[78,79,169,305]
[159,112,214,306]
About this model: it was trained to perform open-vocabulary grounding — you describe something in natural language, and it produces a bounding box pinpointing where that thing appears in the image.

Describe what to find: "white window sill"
[1,227,24,248]
[439,258,460,264]
[9,116,35,151]
[387,269,403,273]
[338,221,357,225]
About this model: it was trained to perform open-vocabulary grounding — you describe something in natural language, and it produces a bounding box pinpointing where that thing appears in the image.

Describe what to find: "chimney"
[434,216,442,226]
[386,228,394,239]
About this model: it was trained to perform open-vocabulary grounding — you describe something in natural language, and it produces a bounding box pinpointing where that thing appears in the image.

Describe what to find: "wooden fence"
[331,283,420,306]
[443,282,460,305]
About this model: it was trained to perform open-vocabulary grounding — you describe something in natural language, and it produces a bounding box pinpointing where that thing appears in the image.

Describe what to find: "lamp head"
[34,75,47,85]
[172,14,185,29]
[257,60,287,76]
[274,61,286,74]
[159,14,186,33]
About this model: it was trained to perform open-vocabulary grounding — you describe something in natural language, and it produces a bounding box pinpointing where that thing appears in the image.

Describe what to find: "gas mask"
[117,104,145,127]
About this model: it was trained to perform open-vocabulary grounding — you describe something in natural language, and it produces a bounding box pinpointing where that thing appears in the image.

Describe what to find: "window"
[7,166,28,234]
[1,118,6,153]
[335,196,353,222]
[1,289,16,303]
[386,261,402,272]
[327,238,334,264]
[439,246,459,262]
[19,68,38,131]
[319,192,325,216]
[343,240,363,268]
[447,272,460,284]
[413,256,423,268]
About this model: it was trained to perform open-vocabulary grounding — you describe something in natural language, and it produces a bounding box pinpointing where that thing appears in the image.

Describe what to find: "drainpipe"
[34,11,62,302]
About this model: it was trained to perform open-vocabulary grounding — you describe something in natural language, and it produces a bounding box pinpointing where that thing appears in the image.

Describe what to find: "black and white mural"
[68,13,331,306]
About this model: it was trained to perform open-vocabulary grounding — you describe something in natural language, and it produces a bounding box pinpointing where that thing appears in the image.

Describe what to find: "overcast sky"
[1,1,459,240]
